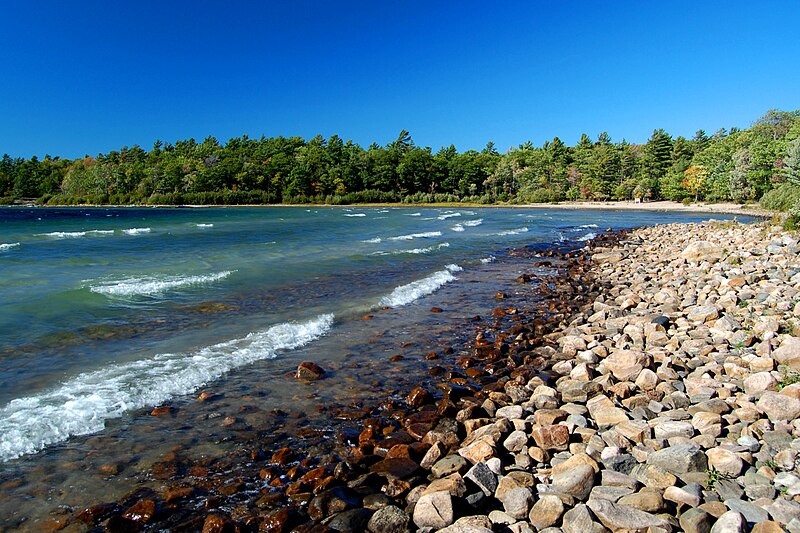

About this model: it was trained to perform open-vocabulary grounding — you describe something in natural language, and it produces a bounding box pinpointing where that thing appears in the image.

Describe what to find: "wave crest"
[379,264,462,307]
[89,271,234,297]
[0,314,334,461]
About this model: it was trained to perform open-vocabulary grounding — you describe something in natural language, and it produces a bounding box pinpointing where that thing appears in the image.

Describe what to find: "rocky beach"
[54,217,800,533]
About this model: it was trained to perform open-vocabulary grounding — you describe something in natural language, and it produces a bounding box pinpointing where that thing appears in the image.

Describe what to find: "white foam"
[579,224,599,229]
[196,223,214,228]
[481,256,496,264]
[463,219,483,227]
[379,264,462,308]
[88,230,115,235]
[363,237,382,244]
[388,231,442,241]
[89,271,234,298]
[437,212,462,220]
[123,227,151,235]
[577,232,597,242]
[0,314,334,461]
[0,243,20,251]
[36,231,88,239]
[405,212,422,217]
[371,243,450,256]
[496,227,529,236]
[344,213,366,217]
[451,224,465,232]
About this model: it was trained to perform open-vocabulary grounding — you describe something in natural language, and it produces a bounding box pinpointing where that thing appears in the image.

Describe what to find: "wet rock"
[369,458,420,480]
[296,362,326,381]
[308,487,361,521]
[122,499,157,523]
[325,508,372,532]
[407,386,433,407]
[202,514,237,533]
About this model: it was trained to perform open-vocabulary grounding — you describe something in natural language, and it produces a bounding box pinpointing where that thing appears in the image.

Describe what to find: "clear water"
[0,205,744,528]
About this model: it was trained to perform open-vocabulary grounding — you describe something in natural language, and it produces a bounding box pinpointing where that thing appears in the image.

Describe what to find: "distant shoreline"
[4,200,773,218]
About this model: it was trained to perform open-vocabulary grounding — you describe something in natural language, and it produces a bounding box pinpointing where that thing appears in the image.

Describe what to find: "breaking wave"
[89,271,234,298]
[379,264,462,307]
[0,314,335,461]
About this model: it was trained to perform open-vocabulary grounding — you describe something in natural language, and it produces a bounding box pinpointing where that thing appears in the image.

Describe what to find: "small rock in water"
[296,361,326,381]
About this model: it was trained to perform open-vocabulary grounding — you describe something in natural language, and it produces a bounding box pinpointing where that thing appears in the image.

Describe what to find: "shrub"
[761,183,800,212]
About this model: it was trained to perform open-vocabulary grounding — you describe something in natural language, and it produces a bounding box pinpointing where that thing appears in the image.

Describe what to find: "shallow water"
[0,206,746,529]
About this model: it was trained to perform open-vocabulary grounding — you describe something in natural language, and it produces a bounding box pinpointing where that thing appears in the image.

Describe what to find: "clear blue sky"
[1,1,798,159]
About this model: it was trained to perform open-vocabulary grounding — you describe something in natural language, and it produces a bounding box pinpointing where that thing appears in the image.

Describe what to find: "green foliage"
[2,109,800,206]
[760,183,800,211]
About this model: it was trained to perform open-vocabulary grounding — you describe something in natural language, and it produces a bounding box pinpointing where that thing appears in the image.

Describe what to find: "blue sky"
[1,1,798,158]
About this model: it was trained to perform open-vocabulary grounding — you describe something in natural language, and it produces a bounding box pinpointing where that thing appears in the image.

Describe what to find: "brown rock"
[202,514,237,533]
[296,362,325,381]
[122,499,157,523]
[406,387,433,407]
[150,406,175,417]
[531,424,570,451]
[271,447,295,465]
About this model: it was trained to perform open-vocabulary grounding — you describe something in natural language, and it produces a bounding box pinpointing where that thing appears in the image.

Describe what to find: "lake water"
[0,205,744,528]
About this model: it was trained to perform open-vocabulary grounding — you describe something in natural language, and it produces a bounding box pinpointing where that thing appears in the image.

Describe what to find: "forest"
[1,109,799,208]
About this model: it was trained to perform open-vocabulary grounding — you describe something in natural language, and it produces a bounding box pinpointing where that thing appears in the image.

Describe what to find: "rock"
[665,485,701,507]
[202,514,236,533]
[550,463,596,500]
[412,491,454,529]
[600,350,650,381]
[680,508,713,533]
[743,372,778,395]
[367,505,409,533]
[681,241,724,262]
[587,498,669,531]
[757,391,800,421]
[459,439,496,465]
[752,522,785,533]
[407,386,433,407]
[308,487,361,521]
[531,424,570,451]
[502,487,534,520]
[593,252,624,264]
[687,304,720,323]
[773,336,800,368]
[495,405,525,420]
[420,441,447,470]
[725,498,769,525]
[122,499,157,523]
[586,395,629,427]
[710,510,745,533]
[653,420,694,440]
[617,490,665,513]
[765,498,800,525]
[562,504,607,533]
[706,448,744,477]
[296,361,325,381]
[325,508,372,532]
[369,458,420,479]
[431,455,467,479]
[646,443,708,474]
[529,494,565,530]
[503,429,529,452]
[465,462,498,497]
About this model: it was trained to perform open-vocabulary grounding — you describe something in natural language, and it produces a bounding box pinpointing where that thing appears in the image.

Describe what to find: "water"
[0,205,745,528]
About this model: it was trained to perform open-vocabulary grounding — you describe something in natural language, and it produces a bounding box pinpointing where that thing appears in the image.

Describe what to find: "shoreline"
[6,200,775,218]
[15,215,799,532]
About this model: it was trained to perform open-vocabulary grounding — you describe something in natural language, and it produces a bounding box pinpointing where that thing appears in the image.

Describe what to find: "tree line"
[1,109,799,207]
